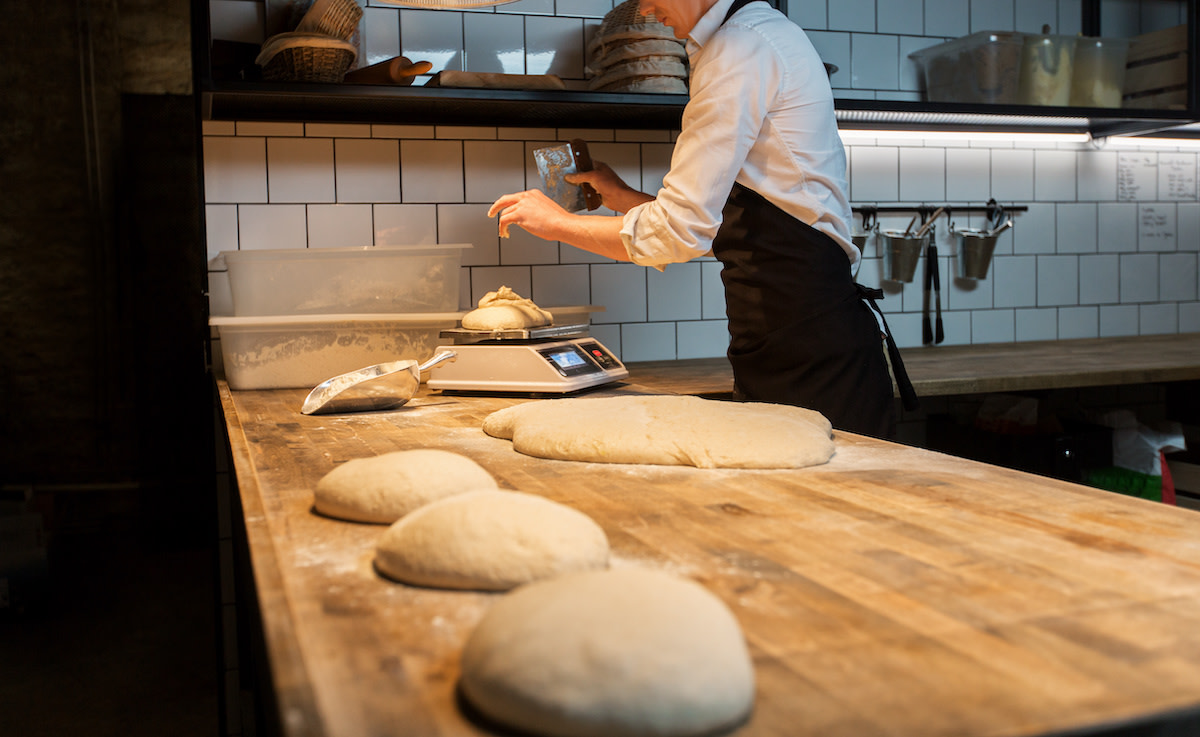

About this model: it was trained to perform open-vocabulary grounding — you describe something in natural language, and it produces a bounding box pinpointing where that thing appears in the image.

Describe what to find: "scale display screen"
[539,345,599,377]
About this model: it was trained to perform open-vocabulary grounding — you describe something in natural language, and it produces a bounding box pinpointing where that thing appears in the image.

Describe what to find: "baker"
[488,0,917,438]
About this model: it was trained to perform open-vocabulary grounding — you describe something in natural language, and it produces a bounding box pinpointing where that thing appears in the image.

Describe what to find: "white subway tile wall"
[204,0,1200,361]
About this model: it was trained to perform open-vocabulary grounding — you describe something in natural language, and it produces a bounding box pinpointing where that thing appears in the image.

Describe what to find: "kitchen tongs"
[920,209,945,345]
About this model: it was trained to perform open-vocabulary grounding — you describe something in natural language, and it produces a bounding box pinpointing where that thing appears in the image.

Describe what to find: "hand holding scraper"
[532,139,603,213]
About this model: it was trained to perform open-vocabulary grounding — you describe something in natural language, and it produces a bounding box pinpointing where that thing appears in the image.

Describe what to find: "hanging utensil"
[301,351,456,415]
[923,238,934,345]
[931,241,944,344]
[989,218,1014,236]
[914,206,945,240]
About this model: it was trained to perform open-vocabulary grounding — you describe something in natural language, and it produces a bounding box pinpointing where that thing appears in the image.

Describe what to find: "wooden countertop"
[627,333,1200,397]
[218,370,1200,737]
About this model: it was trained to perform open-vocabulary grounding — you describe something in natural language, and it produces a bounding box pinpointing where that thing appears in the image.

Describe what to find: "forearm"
[599,188,655,216]
[555,214,631,262]
[489,189,632,262]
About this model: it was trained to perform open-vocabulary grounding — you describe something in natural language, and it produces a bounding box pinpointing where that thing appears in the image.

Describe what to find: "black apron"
[712,183,917,438]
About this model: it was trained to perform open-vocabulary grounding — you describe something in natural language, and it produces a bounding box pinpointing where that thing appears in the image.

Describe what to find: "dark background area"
[1,1,219,734]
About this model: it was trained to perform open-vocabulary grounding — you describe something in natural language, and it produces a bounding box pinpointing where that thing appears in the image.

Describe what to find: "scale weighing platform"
[427,324,628,394]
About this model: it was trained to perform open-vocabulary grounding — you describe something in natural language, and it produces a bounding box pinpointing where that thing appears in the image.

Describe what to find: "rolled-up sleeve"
[619,201,713,269]
[617,24,775,270]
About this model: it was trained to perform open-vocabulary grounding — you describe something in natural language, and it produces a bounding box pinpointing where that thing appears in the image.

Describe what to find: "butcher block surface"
[218,371,1200,737]
[629,333,1200,398]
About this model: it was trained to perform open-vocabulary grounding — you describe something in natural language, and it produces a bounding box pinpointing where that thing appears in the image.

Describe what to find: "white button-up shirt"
[619,0,855,269]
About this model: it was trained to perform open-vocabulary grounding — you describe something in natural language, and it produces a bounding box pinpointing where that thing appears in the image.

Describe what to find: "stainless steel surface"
[300,351,457,415]
[439,323,590,344]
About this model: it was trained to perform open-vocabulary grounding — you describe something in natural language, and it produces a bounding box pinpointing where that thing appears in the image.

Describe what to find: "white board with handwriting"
[1159,154,1198,202]
[1119,153,1158,201]
[1139,204,1176,250]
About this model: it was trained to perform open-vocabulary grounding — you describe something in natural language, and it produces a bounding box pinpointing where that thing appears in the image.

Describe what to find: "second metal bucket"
[880,229,929,283]
[954,229,1000,280]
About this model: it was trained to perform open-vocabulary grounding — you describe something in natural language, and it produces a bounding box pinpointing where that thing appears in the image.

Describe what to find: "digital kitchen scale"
[427,323,628,394]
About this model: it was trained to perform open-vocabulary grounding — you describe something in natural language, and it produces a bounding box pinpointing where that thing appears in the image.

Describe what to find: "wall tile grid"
[204,0,1199,363]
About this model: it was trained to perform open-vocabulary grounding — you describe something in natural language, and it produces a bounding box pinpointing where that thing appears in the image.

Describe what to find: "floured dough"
[461,286,553,330]
[483,394,834,469]
[460,568,756,737]
[313,449,497,523]
[374,490,609,590]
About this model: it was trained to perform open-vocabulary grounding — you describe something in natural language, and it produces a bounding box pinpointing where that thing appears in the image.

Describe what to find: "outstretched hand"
[487,188,572,239]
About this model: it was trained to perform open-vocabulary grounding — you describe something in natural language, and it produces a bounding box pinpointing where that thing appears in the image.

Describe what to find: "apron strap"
[722,0,762,24]
[855,284,920,411]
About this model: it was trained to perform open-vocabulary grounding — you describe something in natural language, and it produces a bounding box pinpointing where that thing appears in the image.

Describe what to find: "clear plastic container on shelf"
[220,244,469,316]
[1017,34,1077,106]
[909,31,1025,104]
[1070,37,1130,108]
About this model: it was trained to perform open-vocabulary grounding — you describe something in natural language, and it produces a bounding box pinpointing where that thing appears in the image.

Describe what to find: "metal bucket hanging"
[879,228,929,283]
[953,228,1001,280]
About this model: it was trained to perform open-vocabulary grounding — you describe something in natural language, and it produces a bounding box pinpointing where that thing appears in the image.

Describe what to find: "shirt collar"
[688,0,739,50]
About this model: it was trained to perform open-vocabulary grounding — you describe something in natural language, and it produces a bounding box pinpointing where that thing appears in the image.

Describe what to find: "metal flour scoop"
[301,351,456,415]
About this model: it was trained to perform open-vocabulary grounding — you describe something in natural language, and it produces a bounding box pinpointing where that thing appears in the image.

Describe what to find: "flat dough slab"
[313,449,497,523]
[461,286,552,330]
[460,568,755,737]
[483,394,834,469]
[375,489,609,590]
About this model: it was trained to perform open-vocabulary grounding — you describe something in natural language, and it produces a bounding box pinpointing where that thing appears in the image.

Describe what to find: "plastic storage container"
[910,31,1024,104]
[1018,34,1077,105]
[1070,37,1129,108]
[210,312,460,390]
[221,245,469,316]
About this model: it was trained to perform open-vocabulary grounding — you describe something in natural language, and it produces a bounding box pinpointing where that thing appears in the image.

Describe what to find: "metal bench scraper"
[532,139,602,213]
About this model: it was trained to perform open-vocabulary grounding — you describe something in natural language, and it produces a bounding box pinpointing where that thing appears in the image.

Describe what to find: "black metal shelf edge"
[198,81,1194,136]
[200,81,689,129]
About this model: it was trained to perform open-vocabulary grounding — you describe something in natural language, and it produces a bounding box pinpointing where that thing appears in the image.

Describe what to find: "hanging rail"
[852,200,1028,230]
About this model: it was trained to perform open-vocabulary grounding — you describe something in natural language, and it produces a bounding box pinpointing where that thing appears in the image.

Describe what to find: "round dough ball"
[375,490,609,590]
[461,286,552,330]
[460,568,756,737]
[313,449,497,524]
[461,304,550,330]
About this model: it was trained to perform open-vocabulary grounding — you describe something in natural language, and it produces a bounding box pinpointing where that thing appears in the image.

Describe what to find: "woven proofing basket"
[258,33,357,83]
[295,0,363,41]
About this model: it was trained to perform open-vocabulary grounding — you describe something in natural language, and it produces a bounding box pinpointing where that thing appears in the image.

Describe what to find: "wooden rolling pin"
[343,56,432,85]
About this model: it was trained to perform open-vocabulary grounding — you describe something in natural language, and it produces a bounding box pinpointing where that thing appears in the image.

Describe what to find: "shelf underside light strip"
[836,108,1090,133]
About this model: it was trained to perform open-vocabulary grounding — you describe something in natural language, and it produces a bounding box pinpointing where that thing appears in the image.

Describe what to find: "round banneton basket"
[587,0,683,72]
[256,32,357,83]
[293,0,363,41]
[601,0,659,31]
